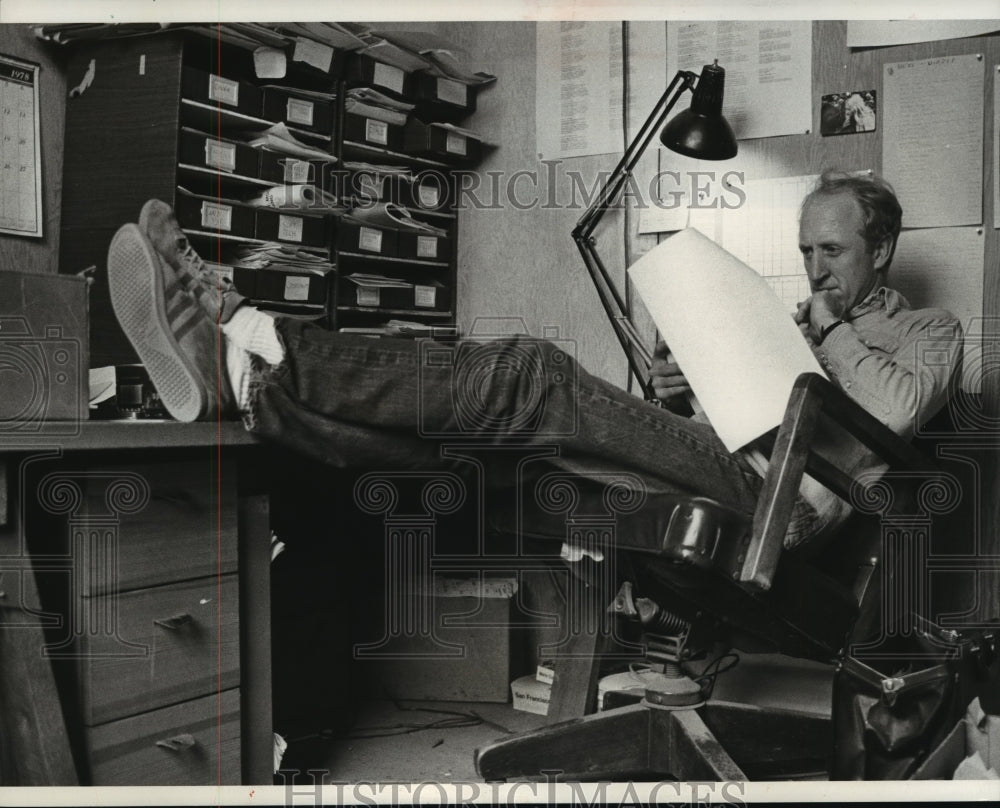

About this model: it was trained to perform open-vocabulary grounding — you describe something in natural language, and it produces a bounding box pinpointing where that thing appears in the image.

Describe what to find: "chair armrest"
[739,372,936,591]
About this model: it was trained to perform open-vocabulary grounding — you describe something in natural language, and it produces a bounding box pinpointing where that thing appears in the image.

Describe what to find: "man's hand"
[649,340,692,414]
[795,291,846,344]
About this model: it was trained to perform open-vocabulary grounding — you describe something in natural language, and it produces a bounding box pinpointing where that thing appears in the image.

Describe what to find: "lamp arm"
[571,69,697,399]
[572,70,697,241]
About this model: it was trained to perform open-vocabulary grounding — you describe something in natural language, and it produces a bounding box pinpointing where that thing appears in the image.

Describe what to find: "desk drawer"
[85,688,240,785]
[78,574,240,725]
[79,460,237,595]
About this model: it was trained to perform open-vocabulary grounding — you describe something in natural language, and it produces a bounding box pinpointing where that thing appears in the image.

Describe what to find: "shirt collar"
[847,286,908,319]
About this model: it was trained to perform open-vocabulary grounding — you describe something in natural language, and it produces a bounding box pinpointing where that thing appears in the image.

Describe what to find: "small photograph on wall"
[821,90,877,135]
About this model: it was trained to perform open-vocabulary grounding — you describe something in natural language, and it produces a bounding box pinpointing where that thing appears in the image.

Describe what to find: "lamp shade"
[659,61,737,160]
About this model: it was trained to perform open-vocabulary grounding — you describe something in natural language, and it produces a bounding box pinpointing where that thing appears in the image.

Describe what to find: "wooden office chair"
[475,371,952,781]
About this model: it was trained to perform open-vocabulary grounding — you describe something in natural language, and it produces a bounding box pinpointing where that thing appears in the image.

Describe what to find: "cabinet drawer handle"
[153,613,194,630]
[156,733,198,752]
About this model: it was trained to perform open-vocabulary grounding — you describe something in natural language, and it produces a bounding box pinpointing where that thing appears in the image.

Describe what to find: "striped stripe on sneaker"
[107,224,215,422]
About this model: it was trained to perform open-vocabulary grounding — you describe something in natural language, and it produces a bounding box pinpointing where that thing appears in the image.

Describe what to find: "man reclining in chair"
[106,169,961,553]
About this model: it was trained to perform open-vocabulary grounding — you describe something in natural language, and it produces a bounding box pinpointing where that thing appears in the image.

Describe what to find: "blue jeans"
[245,320,819,544]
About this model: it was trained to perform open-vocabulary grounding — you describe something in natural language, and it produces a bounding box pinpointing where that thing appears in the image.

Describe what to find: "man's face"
[798,192,889,315]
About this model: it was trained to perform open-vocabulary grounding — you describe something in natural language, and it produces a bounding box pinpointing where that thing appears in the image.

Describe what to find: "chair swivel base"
[474,700,831,782]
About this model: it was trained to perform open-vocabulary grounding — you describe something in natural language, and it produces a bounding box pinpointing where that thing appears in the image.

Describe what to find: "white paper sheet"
[666,21,812,141]
[846,20,1000,49]
[890,226,985,393]
[535,21,624,160]
[628,228,826,452]
[882,54,985,228]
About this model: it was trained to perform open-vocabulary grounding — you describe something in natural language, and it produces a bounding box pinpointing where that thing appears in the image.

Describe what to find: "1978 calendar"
[0,55,42,238]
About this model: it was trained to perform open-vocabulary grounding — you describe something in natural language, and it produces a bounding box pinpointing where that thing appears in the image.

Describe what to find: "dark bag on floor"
[831,620,997,780]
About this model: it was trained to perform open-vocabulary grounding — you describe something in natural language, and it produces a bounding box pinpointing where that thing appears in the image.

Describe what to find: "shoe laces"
[178,240,233,293]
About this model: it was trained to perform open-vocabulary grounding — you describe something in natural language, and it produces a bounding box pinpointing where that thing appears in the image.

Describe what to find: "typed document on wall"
[535,21,624,160]
[666,21,812,141]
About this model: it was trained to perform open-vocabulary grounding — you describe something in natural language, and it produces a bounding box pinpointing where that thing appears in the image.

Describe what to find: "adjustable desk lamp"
[572,61,738,400]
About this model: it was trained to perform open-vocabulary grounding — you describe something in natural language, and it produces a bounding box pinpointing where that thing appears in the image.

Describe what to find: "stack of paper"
[231,242,334,272]
[242,123,337,163]
[346,87,415,126]
[344,202,448,237]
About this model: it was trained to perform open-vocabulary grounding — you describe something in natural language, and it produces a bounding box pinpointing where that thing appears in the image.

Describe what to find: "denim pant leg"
[243,321,767,518]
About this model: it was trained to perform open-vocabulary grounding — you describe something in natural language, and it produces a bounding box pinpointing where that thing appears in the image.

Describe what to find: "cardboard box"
[369,575,521,702]
[346,53,414,99]
[396,231,450,262]
[412,73,478,122]
[261,87,335,135]
[254,209,327,248]
[181,66,262,118]
[511,675,550,715]
[0,271,89,429]
[175,192,255,240]
[178,128,260,178]
[344,112,404,152]
[337,220,398,257]
[403,120,482,165]
[910,699,1000,779]
[258,150,325,186]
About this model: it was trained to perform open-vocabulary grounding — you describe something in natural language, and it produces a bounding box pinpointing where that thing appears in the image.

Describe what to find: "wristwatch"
[819,319,847,344]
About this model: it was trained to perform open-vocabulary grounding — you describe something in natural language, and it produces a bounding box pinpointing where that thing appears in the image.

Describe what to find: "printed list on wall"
[882,53,984,229]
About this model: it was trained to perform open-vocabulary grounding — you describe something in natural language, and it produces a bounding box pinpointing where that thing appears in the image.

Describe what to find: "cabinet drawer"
[78,574,240,725]
[79,459,237,595]
[86,688,240,785]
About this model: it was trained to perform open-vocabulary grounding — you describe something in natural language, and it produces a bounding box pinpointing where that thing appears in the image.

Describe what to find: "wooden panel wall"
[0,25,66,275]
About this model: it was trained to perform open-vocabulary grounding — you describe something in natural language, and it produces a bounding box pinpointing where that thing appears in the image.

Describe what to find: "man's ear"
[872,235,893,271]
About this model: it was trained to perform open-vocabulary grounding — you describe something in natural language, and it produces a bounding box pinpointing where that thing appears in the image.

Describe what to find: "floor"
[274,652,834,783]
[278,700,549,782]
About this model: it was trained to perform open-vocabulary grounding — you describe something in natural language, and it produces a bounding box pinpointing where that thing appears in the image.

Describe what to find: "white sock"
[225,339,252,411]
[221,307,284,365]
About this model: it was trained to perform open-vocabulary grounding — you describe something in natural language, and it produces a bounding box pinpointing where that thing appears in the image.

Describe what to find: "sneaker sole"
[107,224,207,422]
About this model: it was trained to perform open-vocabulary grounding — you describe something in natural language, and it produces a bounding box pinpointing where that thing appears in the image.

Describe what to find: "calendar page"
[0,55,42,238]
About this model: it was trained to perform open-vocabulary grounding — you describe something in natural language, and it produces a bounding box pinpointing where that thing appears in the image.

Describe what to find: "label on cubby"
[200,202,233,232]
[205,139,236,172]
[293,37,334,73]
[445,133,467,156]
[417,236,438,259]
[284,159,312,183]
[373,62,405,95]
[357,286,380,306]
[278,214,304,243]
[436,78,467,106]
[208,75,239,107]
[358,226,383,253]
[414,285,437,308]
[365,119,389,146]
[286,97,315,127]
[417,183,440,208]
[284,276,310,301]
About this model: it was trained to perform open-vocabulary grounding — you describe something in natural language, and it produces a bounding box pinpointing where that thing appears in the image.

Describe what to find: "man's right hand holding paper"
[649,339,694,415]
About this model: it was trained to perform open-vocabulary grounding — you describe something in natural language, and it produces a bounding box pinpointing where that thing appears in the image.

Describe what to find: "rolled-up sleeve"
[820,309,962,436]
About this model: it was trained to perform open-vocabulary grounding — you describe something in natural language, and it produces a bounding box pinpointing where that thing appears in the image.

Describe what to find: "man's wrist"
[819,319,847,344]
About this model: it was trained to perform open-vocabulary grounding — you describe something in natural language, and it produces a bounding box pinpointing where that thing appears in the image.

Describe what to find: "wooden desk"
[0,421,272,785]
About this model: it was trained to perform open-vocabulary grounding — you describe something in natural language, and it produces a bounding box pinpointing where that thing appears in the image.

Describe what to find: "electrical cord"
[692,651,741,700]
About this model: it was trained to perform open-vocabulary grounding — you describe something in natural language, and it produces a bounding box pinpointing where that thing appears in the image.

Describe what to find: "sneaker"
[107,223,233,422]
[138,199,245,323]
